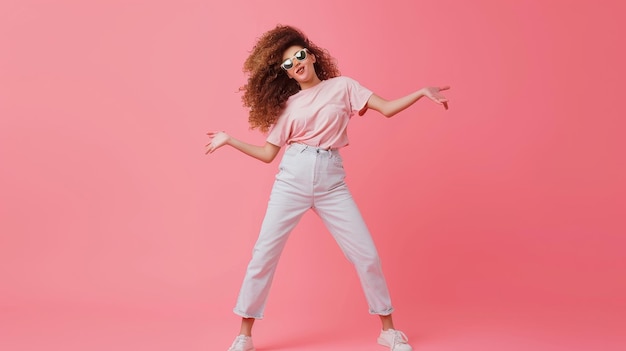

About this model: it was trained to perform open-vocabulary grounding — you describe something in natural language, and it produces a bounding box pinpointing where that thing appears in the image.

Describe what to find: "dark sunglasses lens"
[295,49,307,61]
[281,59,293,70]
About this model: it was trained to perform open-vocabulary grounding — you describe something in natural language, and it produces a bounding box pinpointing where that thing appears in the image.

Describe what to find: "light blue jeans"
[233,143,394,319]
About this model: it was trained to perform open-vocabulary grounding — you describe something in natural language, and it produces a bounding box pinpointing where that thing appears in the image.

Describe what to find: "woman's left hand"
[422,86,450,110]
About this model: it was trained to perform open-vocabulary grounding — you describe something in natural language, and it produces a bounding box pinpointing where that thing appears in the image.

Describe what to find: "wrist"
[225,133,234,146]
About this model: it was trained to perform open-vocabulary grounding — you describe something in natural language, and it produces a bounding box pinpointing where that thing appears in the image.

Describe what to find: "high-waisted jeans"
[233,143,394,319]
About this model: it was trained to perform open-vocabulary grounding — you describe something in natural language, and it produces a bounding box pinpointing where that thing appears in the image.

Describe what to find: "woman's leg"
[380,314,395,330]
[233,146,315,320]
[233,197,310,319]
[315,186,413,350]
[239,318,255,336]
[312,151,394,316]
[314,189,394,316]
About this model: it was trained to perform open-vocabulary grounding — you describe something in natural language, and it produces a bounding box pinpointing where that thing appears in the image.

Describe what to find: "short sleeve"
[266,112,288,147]
[345,77,373,113]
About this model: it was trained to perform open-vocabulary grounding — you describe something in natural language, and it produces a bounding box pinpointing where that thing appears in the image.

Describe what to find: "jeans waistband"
[288,142,340,156]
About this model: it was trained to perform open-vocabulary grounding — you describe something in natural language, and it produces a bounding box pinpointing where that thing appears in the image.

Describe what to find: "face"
[281,45,319,87]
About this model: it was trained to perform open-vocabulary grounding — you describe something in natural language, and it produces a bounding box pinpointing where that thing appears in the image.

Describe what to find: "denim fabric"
[233,143,394,319]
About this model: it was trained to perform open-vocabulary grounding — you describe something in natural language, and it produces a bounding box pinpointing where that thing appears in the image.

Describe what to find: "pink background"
[1,0,624,350]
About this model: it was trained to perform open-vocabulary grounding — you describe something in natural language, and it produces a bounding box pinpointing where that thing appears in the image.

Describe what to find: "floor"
[1,302,622,351]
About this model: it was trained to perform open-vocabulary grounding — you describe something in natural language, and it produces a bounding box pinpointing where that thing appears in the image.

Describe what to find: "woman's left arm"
[361,86,450,118]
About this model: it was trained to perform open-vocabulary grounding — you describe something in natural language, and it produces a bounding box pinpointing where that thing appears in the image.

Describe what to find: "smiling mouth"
[296,67,304,74]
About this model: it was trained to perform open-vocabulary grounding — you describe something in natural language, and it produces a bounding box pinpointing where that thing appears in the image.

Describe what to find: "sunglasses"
[280,48,308,70]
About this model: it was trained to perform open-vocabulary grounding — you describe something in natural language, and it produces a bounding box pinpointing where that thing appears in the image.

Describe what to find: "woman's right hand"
[205,131,230,154]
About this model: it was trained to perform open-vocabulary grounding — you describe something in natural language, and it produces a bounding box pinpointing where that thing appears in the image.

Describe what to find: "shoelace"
[230,336,249,349]
[390,330,409,346]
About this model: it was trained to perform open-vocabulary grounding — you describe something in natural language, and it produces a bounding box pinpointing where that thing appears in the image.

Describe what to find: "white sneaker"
[227,335,255,351]
[377,329,413,351]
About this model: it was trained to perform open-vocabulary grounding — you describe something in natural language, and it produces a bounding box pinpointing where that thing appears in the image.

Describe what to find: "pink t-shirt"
[266,76,373,149]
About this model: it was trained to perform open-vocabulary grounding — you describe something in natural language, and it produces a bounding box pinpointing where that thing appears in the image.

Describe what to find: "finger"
[432,95,447,103]
[439,86,450,91]
[443,101,449,110]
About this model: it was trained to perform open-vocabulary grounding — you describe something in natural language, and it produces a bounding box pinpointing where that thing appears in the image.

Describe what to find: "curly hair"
[240,25,341,133]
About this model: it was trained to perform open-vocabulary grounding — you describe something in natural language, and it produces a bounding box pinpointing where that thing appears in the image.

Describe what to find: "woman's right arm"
[205,131,281,163]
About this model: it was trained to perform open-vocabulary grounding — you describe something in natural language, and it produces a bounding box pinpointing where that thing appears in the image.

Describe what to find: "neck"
[299,76,322,90]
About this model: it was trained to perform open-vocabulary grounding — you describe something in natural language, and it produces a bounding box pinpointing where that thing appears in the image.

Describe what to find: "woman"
[206,24,449,351]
